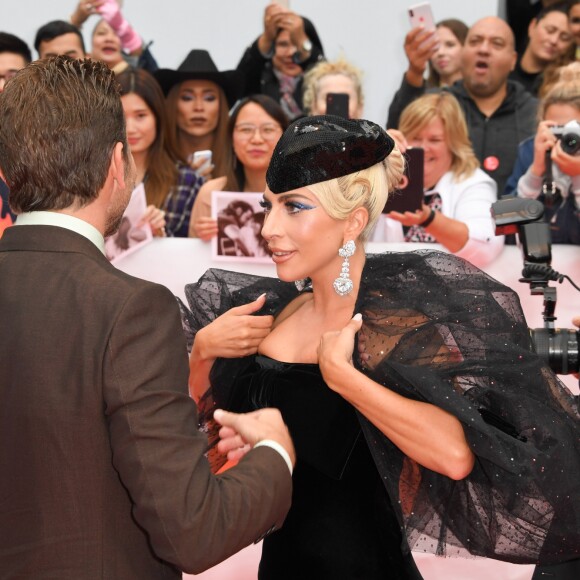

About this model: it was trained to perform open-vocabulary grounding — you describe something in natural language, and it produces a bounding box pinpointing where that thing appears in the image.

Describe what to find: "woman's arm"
[318,316,475,481]
[189,294,273,402]
[388,205,469,252]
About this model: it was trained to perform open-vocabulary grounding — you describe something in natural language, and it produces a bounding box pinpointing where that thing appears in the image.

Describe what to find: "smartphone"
[383,148,424,214]
[274,0,290,9]
[190,149,212,173]
[408,2,435,31]
[326,93,350,119]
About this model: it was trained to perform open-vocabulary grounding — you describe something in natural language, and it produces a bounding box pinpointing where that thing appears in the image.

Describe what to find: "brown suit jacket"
[0,225,291,579]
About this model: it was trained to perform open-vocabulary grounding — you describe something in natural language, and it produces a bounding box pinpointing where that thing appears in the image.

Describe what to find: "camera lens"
[530,328,579,375]
[561,130,580,155]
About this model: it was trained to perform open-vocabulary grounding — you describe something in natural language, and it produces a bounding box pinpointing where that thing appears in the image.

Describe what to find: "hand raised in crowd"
[404,26,440,87]
[194,293,274,362]
[276,11,309,52]
[214,408,296,467]
[531,120,560,177]
[139,205,166,237]
[551,139,580,176]
[192,216,218,241]
[259,2,288,54]
[70,0,105,28]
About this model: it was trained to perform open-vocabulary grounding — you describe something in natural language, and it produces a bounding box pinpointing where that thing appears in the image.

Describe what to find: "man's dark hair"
[0,32,32,64]
[34,20,86,55]
[0,56,129,212]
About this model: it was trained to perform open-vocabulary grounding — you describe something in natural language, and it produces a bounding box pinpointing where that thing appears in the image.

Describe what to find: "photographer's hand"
[551,141,580,177]
[531,120,559,177]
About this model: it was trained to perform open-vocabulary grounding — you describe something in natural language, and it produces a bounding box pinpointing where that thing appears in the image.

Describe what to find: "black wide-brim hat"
[266,115,395,194]
[154,49,244,107]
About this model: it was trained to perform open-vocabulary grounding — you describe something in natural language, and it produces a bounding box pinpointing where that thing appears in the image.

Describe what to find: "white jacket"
[371,169,504,267]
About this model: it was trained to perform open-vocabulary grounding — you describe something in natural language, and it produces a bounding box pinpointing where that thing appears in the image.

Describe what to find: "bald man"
[387,16,538,194]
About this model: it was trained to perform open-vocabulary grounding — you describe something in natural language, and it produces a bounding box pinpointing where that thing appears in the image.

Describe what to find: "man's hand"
[214,408,296,466]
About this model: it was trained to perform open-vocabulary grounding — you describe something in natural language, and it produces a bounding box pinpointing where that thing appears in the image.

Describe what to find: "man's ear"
[109,142,126,190]
[344,206,368,241]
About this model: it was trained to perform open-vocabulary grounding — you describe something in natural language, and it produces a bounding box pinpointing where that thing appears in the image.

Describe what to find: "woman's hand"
[189,155,214,179]
[531,120,559,177]
[192,216,218,241]
[259,2,287,55]
[194,294,274,362]
[551,140,580,176]
[70,0,104,27]
[318,314,363,392]
[387,203,431,226]
[139,205,166,237]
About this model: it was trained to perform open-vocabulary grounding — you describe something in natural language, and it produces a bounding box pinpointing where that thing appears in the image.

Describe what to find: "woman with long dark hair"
[116,67,203,236]
[189,94,288,240]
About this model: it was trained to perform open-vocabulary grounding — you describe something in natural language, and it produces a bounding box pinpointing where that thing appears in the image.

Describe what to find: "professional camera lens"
[530,328,579,375]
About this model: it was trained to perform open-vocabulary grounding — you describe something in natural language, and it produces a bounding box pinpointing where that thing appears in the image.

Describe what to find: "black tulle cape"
[179,250,580,565]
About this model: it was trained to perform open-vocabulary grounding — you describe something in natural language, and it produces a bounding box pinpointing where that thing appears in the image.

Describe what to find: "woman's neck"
[242,167,267,193]
[132,150,149,185]
[439,71,462,87]
[178,130,214,160]
[308,247,365,317]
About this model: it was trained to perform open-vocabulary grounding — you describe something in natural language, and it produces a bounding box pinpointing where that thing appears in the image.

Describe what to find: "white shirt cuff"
[254,440,293,475]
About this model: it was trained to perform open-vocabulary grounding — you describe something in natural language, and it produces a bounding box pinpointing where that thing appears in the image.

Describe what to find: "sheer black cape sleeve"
[180,250,580,565]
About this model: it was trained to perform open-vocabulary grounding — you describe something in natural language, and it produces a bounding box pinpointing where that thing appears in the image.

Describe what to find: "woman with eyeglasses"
[189,94,289,239]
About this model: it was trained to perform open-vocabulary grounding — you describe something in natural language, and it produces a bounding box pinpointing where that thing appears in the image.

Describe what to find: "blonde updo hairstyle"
[308,144,405,242]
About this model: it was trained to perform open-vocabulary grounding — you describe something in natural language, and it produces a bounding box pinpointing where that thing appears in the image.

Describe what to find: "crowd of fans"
[1,0,579,262]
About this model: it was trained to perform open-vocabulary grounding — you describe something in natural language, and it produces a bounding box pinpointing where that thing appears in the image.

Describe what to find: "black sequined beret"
[266,115,395,194]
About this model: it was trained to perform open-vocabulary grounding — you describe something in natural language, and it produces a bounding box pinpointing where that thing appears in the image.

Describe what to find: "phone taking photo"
[190,150,212,173]
[383,148,424,214]
[326,93,350,119]
[408,2,435,31]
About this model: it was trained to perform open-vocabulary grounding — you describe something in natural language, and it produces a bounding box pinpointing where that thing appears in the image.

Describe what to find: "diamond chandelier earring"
[333,240,356,296]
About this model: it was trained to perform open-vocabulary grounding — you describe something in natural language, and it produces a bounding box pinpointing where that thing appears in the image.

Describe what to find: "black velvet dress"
[231,355,422,579]
[180,251,580,573]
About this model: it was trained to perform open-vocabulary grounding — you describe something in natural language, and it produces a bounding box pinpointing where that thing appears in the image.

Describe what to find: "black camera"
[491,198,579,375]
[550,119,580,156]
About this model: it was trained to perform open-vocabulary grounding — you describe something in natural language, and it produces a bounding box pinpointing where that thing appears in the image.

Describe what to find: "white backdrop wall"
[5,1,498,124]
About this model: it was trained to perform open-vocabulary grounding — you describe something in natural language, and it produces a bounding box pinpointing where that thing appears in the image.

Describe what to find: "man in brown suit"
[0,56,294,579]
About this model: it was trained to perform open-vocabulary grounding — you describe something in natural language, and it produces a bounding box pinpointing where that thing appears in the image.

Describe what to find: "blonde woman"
[181,115,580,578]
[302,57,364,118]
[377,92,503,266]
[504,77,580,244]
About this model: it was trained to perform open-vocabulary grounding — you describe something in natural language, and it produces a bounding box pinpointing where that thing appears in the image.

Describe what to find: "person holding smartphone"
[302,57,364,119]
[375,92,503,267]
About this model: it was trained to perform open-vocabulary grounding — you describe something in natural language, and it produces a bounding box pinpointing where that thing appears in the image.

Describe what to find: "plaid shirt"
[163,162,204,237]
